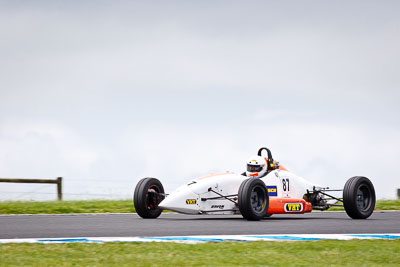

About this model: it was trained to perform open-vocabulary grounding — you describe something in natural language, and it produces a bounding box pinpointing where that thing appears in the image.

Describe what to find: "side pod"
[267,198,312,214]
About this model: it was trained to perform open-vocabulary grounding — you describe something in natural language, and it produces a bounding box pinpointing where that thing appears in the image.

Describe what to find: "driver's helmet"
[245,156,267,178]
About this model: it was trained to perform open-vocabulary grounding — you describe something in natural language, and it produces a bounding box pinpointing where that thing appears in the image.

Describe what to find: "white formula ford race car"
[133,147,376,221]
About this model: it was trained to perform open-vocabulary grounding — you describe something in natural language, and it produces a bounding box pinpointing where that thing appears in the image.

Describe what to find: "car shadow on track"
[157,215,350,221]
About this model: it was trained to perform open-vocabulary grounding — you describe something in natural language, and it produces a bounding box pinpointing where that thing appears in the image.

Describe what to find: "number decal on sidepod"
[282,178,290,191]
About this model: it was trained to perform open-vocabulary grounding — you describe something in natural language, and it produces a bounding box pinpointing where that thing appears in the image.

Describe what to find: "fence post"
[397,188,400,200]
[57,177,63,201]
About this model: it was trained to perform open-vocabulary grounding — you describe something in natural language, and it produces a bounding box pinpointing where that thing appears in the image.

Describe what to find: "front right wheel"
[238,178,269,221]
[343,176,375,219]
[133,177,165,219]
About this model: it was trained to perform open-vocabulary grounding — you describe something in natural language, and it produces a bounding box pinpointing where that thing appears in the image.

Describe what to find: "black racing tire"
[343,176,375,219]
[133,177,165,219]
[238,178,269,221]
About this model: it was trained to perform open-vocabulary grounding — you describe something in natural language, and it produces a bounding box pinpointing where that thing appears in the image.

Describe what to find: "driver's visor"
[247,164,262,172]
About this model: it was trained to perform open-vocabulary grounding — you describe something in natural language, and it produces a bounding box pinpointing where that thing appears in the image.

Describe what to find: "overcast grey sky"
[0,1,399,200]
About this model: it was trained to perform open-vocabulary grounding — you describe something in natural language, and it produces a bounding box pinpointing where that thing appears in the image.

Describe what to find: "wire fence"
[0,191,118,197]
[0,177,139,201]
[0,191,132,201]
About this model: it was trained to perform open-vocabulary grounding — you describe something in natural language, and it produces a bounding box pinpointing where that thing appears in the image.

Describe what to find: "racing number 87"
[282,178,290,191]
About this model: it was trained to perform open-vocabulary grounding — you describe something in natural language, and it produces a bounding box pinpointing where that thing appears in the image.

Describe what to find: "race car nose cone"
[159,190,200,215]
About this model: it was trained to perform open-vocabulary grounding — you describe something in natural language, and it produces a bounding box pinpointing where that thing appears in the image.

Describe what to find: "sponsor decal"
[267,186,278,197]
[284,203,303,212]
[211,205,225,209]
[186,199,197,204]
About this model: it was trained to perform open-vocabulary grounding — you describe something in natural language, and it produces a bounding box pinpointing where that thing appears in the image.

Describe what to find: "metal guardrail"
[0,177,63,200]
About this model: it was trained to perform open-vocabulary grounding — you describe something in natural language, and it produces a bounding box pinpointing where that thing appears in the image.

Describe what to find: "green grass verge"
[0,200,135,214]
[328,199,400,211]
[1,240,399,266]
[0,199,399,215]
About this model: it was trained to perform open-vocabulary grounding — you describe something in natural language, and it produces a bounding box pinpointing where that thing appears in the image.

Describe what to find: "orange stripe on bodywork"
[195,172,232,181]
[264,158,270,171]
[272,160,288,171]
[249,172,259,177]
[278,165,288,171]
[267,198,312,214]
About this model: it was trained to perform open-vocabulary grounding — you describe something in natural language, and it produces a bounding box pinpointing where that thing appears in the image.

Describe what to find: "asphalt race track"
[1,211,399,239]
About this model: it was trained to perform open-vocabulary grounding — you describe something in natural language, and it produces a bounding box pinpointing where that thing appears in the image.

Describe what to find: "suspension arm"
[201,188,237,204]
[317,191,343,202]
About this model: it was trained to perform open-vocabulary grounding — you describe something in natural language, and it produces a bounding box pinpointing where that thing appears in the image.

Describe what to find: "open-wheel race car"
[134,147,376,221]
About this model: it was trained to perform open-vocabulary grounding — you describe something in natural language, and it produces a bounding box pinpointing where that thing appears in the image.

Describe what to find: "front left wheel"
[133,177,165,219]
[238,178,269,221]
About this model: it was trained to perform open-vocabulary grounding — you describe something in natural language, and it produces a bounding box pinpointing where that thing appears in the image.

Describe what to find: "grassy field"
[1,240,399,266]
[0,199,399,214]
[328,199,400,211]
[0,200,134,214]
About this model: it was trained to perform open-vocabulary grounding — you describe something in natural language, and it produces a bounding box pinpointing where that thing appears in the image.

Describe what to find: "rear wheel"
[238,178,269,221]
[133,177,165,219]
[343,176,375,219]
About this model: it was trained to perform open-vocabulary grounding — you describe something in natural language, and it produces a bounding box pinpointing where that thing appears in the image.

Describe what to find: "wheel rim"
[250,185,266,213]
[356,184,372,211]
[146,185,161,210]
